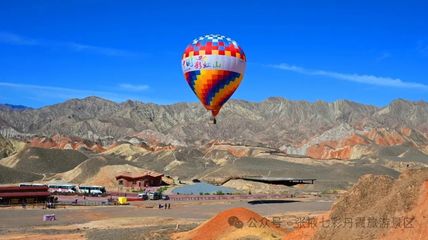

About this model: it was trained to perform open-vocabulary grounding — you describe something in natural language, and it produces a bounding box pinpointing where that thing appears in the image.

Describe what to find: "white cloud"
[417,40,428,56]
[0,31,136,57]
[270,63,428,90]
[0,81,144,102]
[0,32,37,45]
[118,83,149,91]
[375,52,391,62]
[66,42,136,57]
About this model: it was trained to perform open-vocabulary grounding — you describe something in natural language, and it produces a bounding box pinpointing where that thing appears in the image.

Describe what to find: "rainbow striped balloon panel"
[182,34,246,117]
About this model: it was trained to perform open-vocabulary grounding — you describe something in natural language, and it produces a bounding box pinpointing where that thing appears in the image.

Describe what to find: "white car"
[138,193,148,200]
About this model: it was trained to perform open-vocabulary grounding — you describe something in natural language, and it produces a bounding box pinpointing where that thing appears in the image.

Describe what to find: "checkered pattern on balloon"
[182,34,246,117]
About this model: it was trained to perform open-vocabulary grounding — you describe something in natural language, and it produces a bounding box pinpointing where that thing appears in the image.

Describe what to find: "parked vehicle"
[117,197,128,205]
[19,183,48,187]
[161,194,169,200]
[137,192,148,200]
[148,192,161,200]
[78,185,106,196]
[47,183,77,194]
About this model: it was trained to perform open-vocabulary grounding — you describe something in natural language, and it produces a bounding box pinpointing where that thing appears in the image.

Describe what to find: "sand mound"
[172,207,287,240]
[49,156,116,181]
[82,164,152,188]
[52,156,111,183]
[206,143,251,158]
[0,165,42,183]
[313,168,428,240]
[51,155,158,189]
[102,143,148,160]
[13,147,88,174]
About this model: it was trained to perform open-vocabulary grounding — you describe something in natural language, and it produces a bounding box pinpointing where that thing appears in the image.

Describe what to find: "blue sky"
[0,0,427,108]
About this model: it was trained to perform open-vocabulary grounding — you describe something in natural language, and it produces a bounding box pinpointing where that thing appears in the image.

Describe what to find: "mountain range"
[0,97,427,158]
[0,97,427,192]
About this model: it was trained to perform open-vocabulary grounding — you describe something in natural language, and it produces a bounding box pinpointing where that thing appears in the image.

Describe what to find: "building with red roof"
[115,171,164,190]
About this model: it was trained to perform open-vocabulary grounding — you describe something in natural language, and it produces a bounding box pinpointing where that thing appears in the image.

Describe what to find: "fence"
[169,194,291,201]
[57,200,113,206]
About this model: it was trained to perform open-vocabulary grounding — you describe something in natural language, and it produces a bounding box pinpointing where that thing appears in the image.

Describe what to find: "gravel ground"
[86,224,198,240]
[0,198,332,239]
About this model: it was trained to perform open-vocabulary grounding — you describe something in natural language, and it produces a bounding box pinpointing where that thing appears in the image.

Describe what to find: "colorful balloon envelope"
[181,34,246,123]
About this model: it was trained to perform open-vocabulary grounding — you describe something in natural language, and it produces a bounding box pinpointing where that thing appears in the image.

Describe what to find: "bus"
[19,183,48,187]
[78,185,106,196]
[47,183,77,194]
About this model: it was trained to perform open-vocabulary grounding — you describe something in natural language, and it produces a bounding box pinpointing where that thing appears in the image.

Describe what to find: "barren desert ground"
[0,197,332,240]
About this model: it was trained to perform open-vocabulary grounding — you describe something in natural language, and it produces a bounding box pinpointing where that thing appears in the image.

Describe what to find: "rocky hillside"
[0,134,15,158]
[0,97,426,194]
[0,97,427,160]
[313,168,428,240]
[0,140,402,192]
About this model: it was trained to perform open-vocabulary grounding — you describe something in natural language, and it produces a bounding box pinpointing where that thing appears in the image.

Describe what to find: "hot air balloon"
[181,34,246,124]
